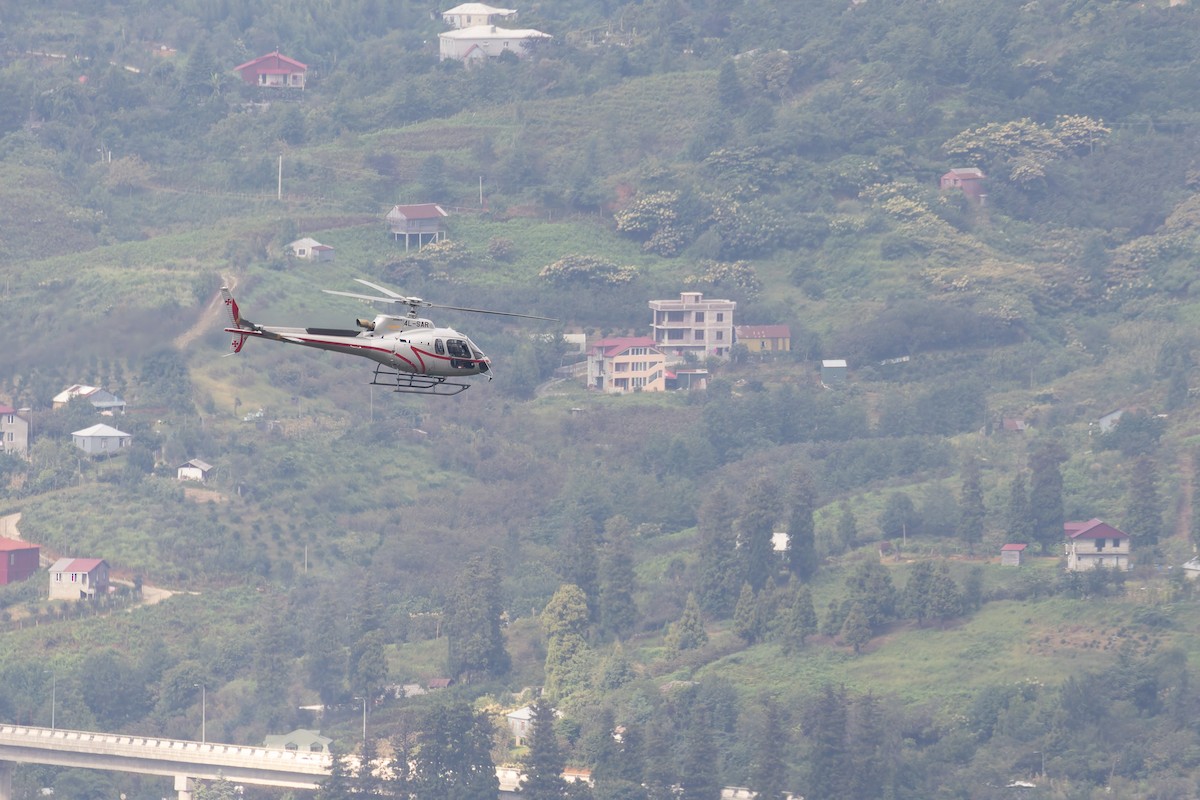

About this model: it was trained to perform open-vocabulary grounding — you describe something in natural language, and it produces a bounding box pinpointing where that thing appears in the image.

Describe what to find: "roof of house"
[1001,418,1027,432]
[233,51,307,73]
[49,557,107,574]
[387,203,448,221]
[1064,519,1127,540]
[589,336,660,358]
[440,25,552,40]
[53,384,99,403]
[0,405,17,414]
[427,677,453,689]
[822,359,848,368]
[443,3,517,15]
[288,237,327,250]
[0,537,37,552]
[72,423,131,437]
[735,324,791,339]
[507,705,535,721]
[180,459,214,471]
[943,167,985,179]
[263,729,332,750]
[1001,543,1028,551]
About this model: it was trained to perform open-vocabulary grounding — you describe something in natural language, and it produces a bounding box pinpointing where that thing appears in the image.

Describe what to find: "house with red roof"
[233,51,307,89]
[735,324,790,353]
[940,167,987,204]
[1064,519,1131,572]
[48,557,110,600]
[386,204,449,251]
[586,337,665,394]
[1000,542,1027,567]
[0,537,39,585]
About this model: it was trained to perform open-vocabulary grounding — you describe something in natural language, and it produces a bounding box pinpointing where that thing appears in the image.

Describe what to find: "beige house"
[287,237,335,262]
[735,324,790,353]
[53,384,126,413]
[586,337,666,394]
[438,25,552,61]
[442,3,517,28]
[177,459,215,482]
[649,292,736,360]
[49,557,109,600]
[0,405,30,457]
[1064,519,1131,572]
[386,204,448,250]
[506,705,534,746]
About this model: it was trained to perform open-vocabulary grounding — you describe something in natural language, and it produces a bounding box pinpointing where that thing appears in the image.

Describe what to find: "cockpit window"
[434,339,445,355]
[447,339,471,358]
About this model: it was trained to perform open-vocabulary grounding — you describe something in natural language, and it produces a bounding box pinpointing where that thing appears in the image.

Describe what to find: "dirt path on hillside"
[174,274,236,351]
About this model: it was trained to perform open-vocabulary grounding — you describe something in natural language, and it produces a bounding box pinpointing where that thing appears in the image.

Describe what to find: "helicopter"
[222,279,556,396]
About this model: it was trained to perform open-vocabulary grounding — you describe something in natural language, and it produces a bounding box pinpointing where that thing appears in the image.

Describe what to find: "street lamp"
[44,672,55,730]
[193,684,206,744]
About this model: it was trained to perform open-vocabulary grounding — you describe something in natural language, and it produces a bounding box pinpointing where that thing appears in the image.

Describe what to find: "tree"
[668,593,708,654]
[879,491,919,540]
[732,583,761,644]
[802,684,849,799]
[522,699,568,800]
[900,560,936,626]
[445,553,510,681]
[350,630,389,701]
[787,473,819,580]
[541,584,594,702]
[840,602,872,654]
[780,584,818,654]
[411,700,499,800]
[678,704,721,800]
[599,516,638,640]
[1125,455,1162,547]
[696,486,742,616]
[739,476,779,592]
[1029,442,1066,553]
[957,455,986,550]
[1006,471,1033,543]
[836,503,859,552]
[748,700,787,800]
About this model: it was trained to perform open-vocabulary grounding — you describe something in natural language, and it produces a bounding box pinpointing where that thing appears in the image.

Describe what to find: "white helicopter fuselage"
[240,313,491,378]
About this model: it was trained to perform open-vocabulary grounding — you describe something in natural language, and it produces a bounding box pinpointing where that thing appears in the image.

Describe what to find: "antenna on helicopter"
[323,278,557,321]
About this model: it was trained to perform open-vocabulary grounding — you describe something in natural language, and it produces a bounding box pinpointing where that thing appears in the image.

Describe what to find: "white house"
[442,3,517,29]
[287,237,335,262]
[1064,519,1131,572]
[72,423,132,455]
[438,25,551,61]
[48,557,109,600]
[177,459,215,482]
[53,384,126,413]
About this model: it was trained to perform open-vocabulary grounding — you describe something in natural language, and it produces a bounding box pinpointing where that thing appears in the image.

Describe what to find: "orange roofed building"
[586,337,666,394]
[1064,519,1131,572]
[233,51,307,89]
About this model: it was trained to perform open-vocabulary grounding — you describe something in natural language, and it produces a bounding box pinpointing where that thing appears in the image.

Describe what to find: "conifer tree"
[840,602,872,654]
[748,700,787,800]
[957,455,986,550]
[541,584,594,702]
[411,700,498,800]
[733,583,761,644]
[1126,455,1162,547]
[780,585,818,654]
[678,705,721,800]
[1006,471,1033,543]
[668,593,708,654]
[446,552,510,681]
[696,486,743,617]
[836,503,859,553]
[787,473,819,580]
[599,515,638,640]
[522,699,568,800]
[803,684,850,799]
[1029,442,1067,553]
[739,476,780,592]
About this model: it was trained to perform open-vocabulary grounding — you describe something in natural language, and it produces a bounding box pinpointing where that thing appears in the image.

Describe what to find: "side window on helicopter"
[434,339,445,355]
[446,339,471,358]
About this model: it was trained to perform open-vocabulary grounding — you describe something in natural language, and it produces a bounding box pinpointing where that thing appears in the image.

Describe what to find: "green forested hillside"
[5,1,1200,798]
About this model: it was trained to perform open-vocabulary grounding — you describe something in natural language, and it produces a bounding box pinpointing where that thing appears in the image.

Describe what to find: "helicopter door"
[434,339,445,355]
[446,338,473,369]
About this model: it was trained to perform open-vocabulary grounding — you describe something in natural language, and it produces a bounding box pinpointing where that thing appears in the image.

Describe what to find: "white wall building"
[438,25,551,61]
[442,3,517,29]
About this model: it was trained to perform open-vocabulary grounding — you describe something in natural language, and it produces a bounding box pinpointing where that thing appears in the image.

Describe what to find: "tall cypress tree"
[739,476,779,592]
[1006,471,1033,543]
[1126,455,1162,547]
[411,700,498,800]
[787,472,819,580]
[678,705,721,800]
[957,455,986,550]
[599,515,638,640]
[803,684,850,800]
[668,592,709,654]
[749,700,787,800]
[697,486,742,617]
[446,552,510,681]
[1029,442,1067,553]
[521,699,568,800]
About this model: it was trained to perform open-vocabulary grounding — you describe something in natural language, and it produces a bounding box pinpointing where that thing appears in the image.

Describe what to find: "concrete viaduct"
[0,724,330,800]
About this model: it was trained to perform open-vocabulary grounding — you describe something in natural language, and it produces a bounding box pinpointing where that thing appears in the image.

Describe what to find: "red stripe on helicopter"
[411,347,487,367]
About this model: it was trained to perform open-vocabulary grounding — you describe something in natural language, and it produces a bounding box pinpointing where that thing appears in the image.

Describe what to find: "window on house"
[716,331,724,341]
[667,330,684,340]
[716,313,724,322]
[694,312,705,323]
[1095,539,1106,550]
[667,311,685,322]
[694,331,704,341]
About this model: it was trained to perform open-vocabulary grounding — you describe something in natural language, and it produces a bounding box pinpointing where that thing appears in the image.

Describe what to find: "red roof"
[1064,519,1126,540]
[735,324,790,339]
[389,203,448,220]
[53,558,107,573]
[589,336,659,357]
[233,51,307,73]
[1001,543,1028,551]
[0,537,37,552]
[0,405,14,414]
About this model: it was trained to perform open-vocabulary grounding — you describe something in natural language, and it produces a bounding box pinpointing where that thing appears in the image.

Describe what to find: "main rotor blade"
[430,303,558,321]
[353,278,409,299]
[322,289,406,305]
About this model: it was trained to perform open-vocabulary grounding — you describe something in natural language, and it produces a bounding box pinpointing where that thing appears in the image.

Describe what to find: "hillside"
[4,1,1200,798]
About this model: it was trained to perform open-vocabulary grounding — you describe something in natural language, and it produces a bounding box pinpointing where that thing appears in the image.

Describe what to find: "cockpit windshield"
[446,339,471,358]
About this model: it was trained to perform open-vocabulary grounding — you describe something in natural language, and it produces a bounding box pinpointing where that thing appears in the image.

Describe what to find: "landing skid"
[370,366,470,396]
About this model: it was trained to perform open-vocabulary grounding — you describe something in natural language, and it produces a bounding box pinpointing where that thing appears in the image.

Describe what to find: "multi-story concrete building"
[649,292,736,360]
[586,337,666,394]
[0,405,30,457]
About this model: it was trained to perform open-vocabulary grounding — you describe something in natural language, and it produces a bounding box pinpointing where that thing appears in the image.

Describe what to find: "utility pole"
[278,154,283,200]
